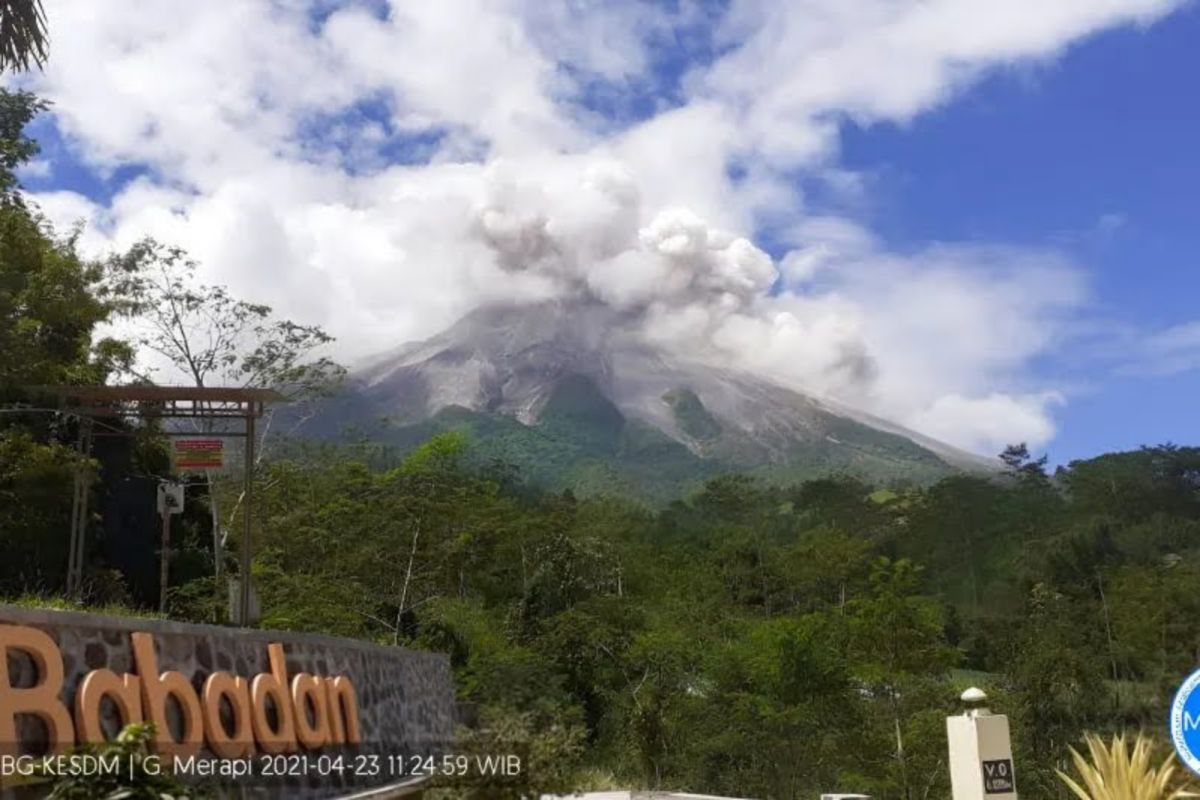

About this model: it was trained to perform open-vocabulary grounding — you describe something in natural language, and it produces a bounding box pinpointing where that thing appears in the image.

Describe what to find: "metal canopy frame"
[33,385,285,626]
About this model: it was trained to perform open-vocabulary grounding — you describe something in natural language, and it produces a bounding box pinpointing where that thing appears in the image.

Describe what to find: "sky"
[6,0,1199,463]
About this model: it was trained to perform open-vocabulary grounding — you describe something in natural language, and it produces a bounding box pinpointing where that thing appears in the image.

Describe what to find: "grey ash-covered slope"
[306,300,995,499]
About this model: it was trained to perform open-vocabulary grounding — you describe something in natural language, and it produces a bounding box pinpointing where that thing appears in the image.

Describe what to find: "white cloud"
[908,392,1065,455]
[1123,321,1200,377]
[323,1,586,156]
[17,158,51,179]
[14,0,1187,453]
[702,0,1180,167]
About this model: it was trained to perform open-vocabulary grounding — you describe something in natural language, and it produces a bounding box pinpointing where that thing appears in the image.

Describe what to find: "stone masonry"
[0,604,457,799]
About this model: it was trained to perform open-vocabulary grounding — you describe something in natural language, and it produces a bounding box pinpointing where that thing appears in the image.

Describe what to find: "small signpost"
[982,759,1016,794]
[172,438,225,471]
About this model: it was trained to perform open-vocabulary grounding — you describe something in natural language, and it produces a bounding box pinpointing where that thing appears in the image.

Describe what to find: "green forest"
[4,82,1200,800]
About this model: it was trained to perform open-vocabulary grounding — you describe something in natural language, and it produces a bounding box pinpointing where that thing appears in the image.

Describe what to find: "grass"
[0,593,165,619]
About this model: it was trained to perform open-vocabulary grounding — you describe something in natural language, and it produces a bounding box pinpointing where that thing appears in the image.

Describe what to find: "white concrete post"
[947,687,1017,800]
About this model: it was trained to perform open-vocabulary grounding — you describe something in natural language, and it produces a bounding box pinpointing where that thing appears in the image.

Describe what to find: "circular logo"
[1171,669,1200,775]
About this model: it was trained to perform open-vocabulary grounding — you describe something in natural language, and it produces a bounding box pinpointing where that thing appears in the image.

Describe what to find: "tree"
[689,615,870,799]
[1,205,124,391]
[0,89,46,201]
[1,89,135,596]
[387,432,473,643]
[1061,445,1200,523]
[1000,443,1053,492]
[849,557,957,800]
[0,0,47,74]
[1005,583,1107,797]
[904,476,1007,613]
[104,238,344,410]
[102,238,345,581]
[0,90,112,395]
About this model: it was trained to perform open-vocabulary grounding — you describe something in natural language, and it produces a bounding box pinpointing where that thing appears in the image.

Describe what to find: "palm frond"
[1056,732,1200,800]
[0,0,48,74]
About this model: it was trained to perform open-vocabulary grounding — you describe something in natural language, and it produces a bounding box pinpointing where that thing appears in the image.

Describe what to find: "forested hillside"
[216,438,1200,798]
[4,83,1200,799]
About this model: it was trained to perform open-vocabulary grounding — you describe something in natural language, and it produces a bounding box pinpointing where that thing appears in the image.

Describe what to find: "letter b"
[0,625,74,757]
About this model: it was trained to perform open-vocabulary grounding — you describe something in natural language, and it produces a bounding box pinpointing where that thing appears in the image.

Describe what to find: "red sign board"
[173,438,224,470]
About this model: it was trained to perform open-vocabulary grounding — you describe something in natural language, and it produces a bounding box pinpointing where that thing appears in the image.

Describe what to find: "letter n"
[324,676,361,744]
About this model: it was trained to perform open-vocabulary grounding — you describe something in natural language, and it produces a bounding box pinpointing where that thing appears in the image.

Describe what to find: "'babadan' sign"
[0,605,456,797]
[0,626,361,758]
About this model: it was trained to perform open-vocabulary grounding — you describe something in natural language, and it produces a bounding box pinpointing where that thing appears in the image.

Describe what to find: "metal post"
[239,410,255,626]
[76,419,92,595]
[67,418,93,598]
[159,505,171,613]
[66,448,82,597]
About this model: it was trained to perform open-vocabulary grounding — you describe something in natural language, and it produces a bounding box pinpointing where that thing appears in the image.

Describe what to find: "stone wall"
[0,604,457,799]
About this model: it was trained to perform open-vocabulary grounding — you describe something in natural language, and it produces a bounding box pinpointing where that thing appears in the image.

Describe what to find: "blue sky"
[835,3,1200,464]
[17,0,1199,461]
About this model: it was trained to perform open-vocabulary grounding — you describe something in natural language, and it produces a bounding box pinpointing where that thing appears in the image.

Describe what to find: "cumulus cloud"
[908,392,1066,455]
[12,0,1186,453]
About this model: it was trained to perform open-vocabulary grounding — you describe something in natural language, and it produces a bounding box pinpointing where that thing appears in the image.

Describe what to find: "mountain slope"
[304,300,996,499]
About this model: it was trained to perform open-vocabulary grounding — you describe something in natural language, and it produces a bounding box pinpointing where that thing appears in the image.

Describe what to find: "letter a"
[131,633,203,758]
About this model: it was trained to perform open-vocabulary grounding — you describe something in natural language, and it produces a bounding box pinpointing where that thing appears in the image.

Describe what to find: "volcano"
[302,300,996,500]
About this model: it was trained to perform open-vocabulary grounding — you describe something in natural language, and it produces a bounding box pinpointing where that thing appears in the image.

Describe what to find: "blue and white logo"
[1171,669,1200,775]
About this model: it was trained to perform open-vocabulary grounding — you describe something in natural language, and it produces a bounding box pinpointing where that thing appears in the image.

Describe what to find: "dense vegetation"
[4,86,1200,800]
[215,438,1200,799]
[326,393,959,505]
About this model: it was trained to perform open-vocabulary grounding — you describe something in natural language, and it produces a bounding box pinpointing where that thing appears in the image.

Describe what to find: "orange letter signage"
[250,643,297,754]
[202,672,255,759]
[131,632,204,758]
[0,625,74,756]
[0,624,362,758]
[73,669,142,743]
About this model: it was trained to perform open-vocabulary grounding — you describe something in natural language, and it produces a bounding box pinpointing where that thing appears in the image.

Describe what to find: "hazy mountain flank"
[304,300,996,500]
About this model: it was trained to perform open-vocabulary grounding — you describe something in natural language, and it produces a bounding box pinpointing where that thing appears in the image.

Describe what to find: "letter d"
[251,643,297,754]
[0,625,74,757]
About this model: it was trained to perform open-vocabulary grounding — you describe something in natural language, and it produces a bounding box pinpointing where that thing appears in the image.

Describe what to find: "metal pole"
[69,419,93,598]
[210,467,223,582]
[159,504,171,613]
[239,410,255,626]
[67,468,81,597]
[66,421,85,595]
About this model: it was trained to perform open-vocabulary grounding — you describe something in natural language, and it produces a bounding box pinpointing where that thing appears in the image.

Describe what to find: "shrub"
[1057,732,1197,800]
[35,722,202,800]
